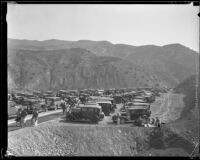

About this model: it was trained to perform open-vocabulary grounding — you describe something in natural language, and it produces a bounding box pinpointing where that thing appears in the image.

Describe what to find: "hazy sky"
[7,4,199,51]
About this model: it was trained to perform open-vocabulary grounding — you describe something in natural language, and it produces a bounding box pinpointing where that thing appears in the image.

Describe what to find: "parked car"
[78,103,105,120]
[113,95,123,104]
[33,91,44,98]
[8,100,19,118]
[112,105,151,124]
[44,91,55,97]
[20,98,41,114]
[57,90,70,98]
[66,104,103,124]
[96,101,113,116]
[45,97,61,110]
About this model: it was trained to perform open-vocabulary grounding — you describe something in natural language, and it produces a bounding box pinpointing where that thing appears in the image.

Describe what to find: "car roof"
[132,99,146,101]
[84,102,98,105]
[96,101,112,104]
[59,90,68,93]
[33,91,42,93]
[80,104,102,109]
[127,106,148,110]
[45,91,53,93]
[45,97,61,100]
[23,99,39,102]
[127,102,149,105]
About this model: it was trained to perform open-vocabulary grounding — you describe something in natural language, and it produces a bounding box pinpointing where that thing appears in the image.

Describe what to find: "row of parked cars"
[8,87,166,123]
[8,91,64,118]
[8,89,117,119]
[112,90,157,125]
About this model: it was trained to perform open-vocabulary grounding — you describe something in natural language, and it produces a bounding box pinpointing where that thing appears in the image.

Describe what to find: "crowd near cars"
[8,87,169,125]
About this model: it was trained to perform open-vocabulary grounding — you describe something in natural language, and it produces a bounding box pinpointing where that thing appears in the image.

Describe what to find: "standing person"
[117,112,120,125]
[31,108,39,126]
[20,108,28,128]
[15,108,22,126]
[155,117,160,128]
[61,99,66,115]
[150,118,155,125]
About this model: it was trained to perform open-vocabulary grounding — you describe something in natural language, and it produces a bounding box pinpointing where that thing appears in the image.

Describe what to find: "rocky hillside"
[169,75,199,149]
[125,44,198,87]
[8,47,164,91]
[174,75,198,120]
[8,38,198,90]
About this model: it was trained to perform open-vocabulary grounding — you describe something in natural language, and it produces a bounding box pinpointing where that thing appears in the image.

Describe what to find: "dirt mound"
[8,122,150,156]
[8,121,195,156]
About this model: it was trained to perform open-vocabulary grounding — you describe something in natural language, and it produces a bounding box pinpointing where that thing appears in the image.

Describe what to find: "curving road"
[150,91,184,123]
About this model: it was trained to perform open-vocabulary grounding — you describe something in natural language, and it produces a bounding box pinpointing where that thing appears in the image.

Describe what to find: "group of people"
[60,97,74,115]
[15,107,39,127]
[144,117,163,128]
[60,95,89,115]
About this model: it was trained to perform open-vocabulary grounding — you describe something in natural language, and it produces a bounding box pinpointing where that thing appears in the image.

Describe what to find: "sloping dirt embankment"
[8,120,194,156]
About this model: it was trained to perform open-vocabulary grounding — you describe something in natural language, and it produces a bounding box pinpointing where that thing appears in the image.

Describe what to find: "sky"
[7,4,199,52]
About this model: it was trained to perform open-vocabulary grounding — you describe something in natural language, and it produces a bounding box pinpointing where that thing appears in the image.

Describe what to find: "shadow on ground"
[149,126,194,154]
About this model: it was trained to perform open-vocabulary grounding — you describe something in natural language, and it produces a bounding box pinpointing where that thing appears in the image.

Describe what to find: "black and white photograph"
[6,3,199,157]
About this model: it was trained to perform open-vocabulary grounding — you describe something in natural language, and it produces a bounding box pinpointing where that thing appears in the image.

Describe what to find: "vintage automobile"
[23,93,38,99]
[8,100,19,118]
[43,91,55,97]
[89,96,116,110]
[38,99,48,112]
[96,101,113,116]
[112,105,151,124]
[57,90,70,98]
[33,91,44,98]
[45,97,61,110]
[68,90,79,96]
[113,95,124,104]
[78,103,105,120]
[66,104,103,123]
[18,98,41,114]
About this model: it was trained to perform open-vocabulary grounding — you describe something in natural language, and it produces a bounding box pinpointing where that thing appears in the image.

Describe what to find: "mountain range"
[8,38,198,91]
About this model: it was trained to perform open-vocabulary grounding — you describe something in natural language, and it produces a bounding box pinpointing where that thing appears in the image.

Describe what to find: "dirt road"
[8,110,63,132]
[151,92,185,123]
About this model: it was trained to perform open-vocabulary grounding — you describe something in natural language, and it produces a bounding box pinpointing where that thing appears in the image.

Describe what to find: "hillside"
[8,47,164,91]
[126,44,197,87]
[168,75,199,149]
[8,38,198,88]
[8,121,194,156]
